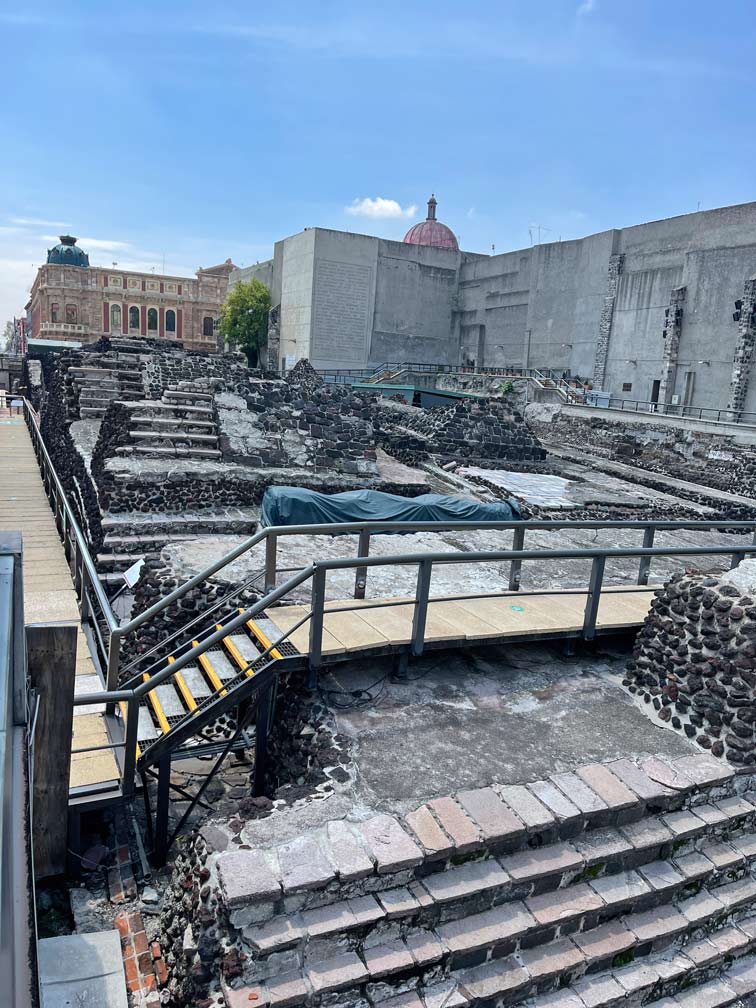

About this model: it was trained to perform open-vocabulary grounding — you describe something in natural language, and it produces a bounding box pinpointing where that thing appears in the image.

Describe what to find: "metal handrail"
[19,391,756,693]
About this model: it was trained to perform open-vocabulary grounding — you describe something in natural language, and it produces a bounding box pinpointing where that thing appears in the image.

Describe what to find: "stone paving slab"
[38,929,127,1008]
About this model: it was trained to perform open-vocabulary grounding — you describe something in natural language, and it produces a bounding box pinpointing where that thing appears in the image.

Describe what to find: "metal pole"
[307,567,326,689]
[122,696,139,798]
[582,555,606,640]
[411,560,433,657]
[730,550,746,570]
[106,631,122,702]
[509,526,525,591]
[253,686,272,796]
[153,755,171,867]
[637,527,655,585]
[354,530,370,599]
[264,534,277,593]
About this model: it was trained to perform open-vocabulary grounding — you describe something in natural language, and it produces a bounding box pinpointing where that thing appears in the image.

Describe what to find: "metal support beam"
[582,555,606,640]
[637,527,655,585]
[153,755,171,868]
[411,560,432,657]
[264,534,277,593]
[509,526,525,591]
[354,530,370,599]
[253,687,272,797]
[307,567,326,690]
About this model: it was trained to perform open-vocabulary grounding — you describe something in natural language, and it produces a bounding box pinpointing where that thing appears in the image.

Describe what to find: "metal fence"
[0,534,35,1007]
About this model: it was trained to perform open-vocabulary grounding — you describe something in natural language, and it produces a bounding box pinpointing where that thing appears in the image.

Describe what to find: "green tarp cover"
[261,486,522,530]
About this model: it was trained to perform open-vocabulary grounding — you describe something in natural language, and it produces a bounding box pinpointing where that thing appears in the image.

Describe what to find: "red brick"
[128,911,145,932]
[123,955,139,984]
[143,972,158,991]
[114,911,130,938]
[155,959,169,985]
[127,978,142,993]
[150,941,162,959]
[133,930,148,955]
[138,950,153,974]
[118,844,131,864]
[121,937,135,960]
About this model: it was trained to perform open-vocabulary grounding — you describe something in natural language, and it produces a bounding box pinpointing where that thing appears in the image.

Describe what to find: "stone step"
[102,532,209,553]
[96,552,147,572]
[225,875,756,1006]
[129,429,220,444]
[100,509,258,538]
[213,755,738,930]
[119,400,214,417]
[114,445,223,459]
[129,415,217,430]
[164,388,214,402]
[237,815,756,977]
[80,407,108,418]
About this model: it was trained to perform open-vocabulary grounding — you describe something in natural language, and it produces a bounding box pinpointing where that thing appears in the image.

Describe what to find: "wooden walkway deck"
[264,585,657,657]
[0,417,119,793]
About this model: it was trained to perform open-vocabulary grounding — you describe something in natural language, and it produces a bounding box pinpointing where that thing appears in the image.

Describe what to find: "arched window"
[129,306,140,330]
[51,302,60,322]
[110,303,121,332]
[203,315,214,338]
[147,308,158,331]
[65,304,77,324]
[165,309,176,333]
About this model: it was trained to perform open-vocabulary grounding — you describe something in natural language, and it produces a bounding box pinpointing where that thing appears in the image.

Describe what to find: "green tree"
[219,278,271,366]
[1,321,13,352]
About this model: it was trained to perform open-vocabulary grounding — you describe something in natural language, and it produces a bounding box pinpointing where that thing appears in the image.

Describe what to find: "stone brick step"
[163,388,214,402]
[129,428,220,445]
[114,445,223,459]
[238,803,756,967]
[119,399,214,418]
[100,508,258,537]
[239,835,756,991]
[80,407,108,418]
[524,941,756,1007]
[102,532,208,553]
[129,415,217,430]
[69,366,141,378]
[97,552,148,572]
[227,877,756,1007]
[214,755,739,928]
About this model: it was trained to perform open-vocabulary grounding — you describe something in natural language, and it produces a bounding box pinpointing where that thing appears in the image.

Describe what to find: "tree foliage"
[219,278,271,366]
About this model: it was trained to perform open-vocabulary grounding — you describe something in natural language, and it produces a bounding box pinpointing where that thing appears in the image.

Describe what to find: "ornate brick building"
[27,236,236,351]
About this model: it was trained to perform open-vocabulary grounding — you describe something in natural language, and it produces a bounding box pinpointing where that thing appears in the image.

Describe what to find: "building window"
[65,304,77,324]
[622,382,632,392]
[51,302,60,323]
[110,303,121,332]
[110,276,122,287]
[203,316,214,338]
[166,283,176,292]
[148,281,159,291]
[165,309,176,333]
[129,306,140,330]
[147,307,158,331]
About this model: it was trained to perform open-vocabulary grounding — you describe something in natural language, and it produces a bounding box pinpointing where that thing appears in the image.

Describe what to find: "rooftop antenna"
[112,261,118,268]
[529,223,552,245]
[491,243,496,254]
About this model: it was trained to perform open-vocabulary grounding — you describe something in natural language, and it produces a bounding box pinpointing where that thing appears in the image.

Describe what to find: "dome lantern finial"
[427,194,437,221]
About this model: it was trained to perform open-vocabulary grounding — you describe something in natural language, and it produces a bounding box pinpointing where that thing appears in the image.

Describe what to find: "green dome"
[47,235,89,267]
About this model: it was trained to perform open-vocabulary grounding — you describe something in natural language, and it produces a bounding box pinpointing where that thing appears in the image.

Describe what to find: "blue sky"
[1,0,755,324]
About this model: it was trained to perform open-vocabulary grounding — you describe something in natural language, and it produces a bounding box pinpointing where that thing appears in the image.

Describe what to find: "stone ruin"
[624,561,756,765]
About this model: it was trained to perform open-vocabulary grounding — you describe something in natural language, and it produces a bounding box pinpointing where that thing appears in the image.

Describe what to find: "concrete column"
[658,286,686,405]
[727,275,756,420]
[592,254,624,390]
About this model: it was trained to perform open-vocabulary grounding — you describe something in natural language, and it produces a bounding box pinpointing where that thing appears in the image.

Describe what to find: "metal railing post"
[637,527,655,585]
[509,526,525,590]
[730,549,746,570]
[122,695,139,798]
[582,555,606,641]
[411,559,433,657]
[264,534,277,593]
[307,567,326,689]
[354,530,370,599]
[106,631,122,698]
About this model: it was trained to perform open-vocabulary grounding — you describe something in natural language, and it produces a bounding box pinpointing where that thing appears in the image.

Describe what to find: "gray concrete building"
[232,197,756,416]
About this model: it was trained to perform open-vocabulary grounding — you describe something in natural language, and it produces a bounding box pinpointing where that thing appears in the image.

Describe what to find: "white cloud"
[11,217,70,229]
[577,0,596,15]
[345,197,417,220]
[466,207,477,219]
[41,234,132,252]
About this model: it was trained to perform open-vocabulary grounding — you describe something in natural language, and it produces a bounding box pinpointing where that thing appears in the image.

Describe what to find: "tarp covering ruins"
[260,485,522,529]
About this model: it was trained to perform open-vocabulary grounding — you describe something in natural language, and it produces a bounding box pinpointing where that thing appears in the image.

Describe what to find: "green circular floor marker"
[510,604,525,612]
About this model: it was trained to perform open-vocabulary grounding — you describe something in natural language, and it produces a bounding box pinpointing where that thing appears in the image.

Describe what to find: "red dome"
[403,195,459,251]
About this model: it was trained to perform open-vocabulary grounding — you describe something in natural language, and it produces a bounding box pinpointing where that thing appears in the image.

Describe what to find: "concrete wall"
[232,201,756,411]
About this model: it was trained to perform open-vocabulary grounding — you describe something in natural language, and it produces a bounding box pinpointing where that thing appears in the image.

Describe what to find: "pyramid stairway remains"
[167,753,756,1008]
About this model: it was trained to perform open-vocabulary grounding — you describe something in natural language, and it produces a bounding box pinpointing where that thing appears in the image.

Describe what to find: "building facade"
[232,197,756,417]
[26,236,236,352]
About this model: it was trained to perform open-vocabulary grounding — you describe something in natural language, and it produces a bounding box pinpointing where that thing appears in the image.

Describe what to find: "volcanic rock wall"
[625,569,756,765]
